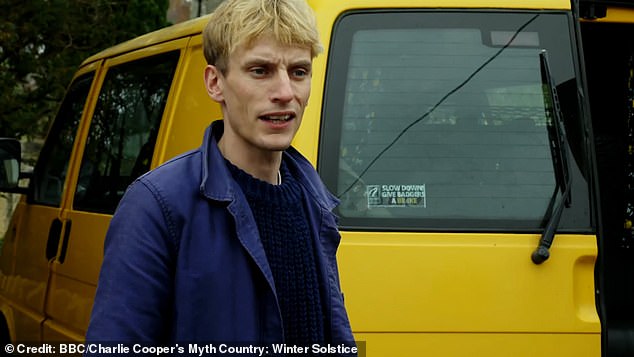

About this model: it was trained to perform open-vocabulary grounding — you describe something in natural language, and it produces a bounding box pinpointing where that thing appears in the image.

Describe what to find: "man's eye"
[251,68,267,76]
[292,69,309,78]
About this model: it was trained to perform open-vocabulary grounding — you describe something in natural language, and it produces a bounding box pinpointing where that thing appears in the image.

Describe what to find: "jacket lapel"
[198,121,279,300]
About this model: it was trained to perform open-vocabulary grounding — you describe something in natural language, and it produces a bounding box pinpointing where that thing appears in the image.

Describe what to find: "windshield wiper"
[531,50,573,265]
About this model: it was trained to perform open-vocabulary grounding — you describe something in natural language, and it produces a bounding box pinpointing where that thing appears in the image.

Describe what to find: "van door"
[578,2,634,355]
[41,41,185,341]
[315,9,599,356]
[0,62,99,342]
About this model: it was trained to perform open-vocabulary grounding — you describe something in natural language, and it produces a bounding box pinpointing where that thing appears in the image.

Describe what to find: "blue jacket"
[86,121,356,349]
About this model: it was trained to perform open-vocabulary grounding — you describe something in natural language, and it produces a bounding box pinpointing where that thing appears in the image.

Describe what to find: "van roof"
[81,0,577,67]
[81,14,211,66]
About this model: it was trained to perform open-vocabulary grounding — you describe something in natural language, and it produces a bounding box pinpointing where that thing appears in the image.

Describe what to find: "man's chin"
[267,144,292,152]
[262,136,295,152]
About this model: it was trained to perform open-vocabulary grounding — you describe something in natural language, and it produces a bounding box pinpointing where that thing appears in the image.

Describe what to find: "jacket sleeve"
[85,178,176,344]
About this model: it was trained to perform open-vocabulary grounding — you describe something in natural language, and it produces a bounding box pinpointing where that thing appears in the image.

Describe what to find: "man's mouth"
[260,114,294,123]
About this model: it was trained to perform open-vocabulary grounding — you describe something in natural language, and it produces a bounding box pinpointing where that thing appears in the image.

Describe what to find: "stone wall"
[0,194,18,239]
[0,140,39,240]
[167,0,225,24]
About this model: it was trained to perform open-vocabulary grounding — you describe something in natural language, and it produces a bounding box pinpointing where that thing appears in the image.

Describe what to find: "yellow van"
[1,0,633,355]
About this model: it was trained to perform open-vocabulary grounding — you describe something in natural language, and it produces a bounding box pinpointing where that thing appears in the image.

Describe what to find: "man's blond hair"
[203,0,323,72]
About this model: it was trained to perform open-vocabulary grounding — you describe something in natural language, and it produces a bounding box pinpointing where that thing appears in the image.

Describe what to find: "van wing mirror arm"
[0,138,28,194]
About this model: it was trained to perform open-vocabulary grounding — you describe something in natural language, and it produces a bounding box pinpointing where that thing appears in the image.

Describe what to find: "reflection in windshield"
[338,14,541,198]
[321,11,590,230]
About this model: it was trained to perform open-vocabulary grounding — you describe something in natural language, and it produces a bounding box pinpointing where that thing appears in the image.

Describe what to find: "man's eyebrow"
[242,57,271,67]
[241,57,312,69]
[292,60,313,69]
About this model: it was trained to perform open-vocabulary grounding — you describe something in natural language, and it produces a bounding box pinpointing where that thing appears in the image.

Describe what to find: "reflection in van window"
[32,73,94,206]
[73,51,179,214]
[319,11,590,231]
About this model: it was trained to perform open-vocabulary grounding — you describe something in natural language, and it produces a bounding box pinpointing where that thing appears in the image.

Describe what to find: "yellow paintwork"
[0,60,103,343]
[581,6,634,23]
[3,0,631,355]
[339,233,597,332]
[352,332,600,356]
[0,203,57,341]
[156,35,222,164]
[80,16,211,67]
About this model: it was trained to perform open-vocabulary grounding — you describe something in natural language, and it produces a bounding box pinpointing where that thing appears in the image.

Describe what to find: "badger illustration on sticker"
[366,184,427,208]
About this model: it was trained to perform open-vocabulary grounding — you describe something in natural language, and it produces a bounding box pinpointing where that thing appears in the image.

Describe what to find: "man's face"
[206,36,313,157]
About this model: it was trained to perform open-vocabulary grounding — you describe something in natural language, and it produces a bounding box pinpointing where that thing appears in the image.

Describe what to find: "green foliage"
[0,0,170,139]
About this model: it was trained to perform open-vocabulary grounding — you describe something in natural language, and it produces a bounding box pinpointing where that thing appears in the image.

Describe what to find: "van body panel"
[81,16,210,67]
[338,233,598,332]
[352,332,601,357]
[312,5,602,356]
[99,38,189,69]
[42,318,85,343]
[0,60,102,342]
[0,203,56,341]
[41,39,191,341]
[157,35,221,164]
[581,6,634,23]
[43,213,110,341]
[43,262,102,342]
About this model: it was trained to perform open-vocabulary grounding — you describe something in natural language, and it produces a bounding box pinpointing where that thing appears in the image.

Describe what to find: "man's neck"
[218,137,282,185]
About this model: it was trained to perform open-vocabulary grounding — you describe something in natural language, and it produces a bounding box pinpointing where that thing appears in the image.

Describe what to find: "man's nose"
[270,71,294,103]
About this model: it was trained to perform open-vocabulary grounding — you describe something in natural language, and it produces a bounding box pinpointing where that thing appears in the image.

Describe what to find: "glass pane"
[320,11,590,231]
[73,51,179,214]
[31,73,94,206]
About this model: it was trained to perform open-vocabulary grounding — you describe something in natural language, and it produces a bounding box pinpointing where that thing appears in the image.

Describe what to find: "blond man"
[86,0,356,352]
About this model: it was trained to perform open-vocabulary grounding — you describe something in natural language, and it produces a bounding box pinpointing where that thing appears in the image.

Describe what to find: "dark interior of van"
[581,14,634,356]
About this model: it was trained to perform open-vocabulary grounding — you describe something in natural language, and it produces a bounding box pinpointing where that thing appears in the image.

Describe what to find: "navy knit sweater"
[226,160,326,345]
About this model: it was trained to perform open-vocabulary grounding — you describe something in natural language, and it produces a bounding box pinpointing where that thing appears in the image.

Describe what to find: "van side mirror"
[0,138,22,192]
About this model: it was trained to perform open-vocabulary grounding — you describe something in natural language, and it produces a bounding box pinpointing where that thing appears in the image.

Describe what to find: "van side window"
[73,51,179,214]
[319,11,591,231]
[31,73,94,206]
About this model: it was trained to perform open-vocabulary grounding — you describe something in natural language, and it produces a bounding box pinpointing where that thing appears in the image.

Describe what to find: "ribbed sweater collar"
[225,159,301,205]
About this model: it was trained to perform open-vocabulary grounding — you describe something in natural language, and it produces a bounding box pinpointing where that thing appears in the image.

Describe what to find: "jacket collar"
[198,120,339,211]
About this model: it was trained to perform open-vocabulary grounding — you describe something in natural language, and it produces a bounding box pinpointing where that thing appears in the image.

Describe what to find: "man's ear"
[204,65,224,102]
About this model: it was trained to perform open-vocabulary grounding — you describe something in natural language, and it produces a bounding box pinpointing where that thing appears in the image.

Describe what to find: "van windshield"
[319,10,591,231]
